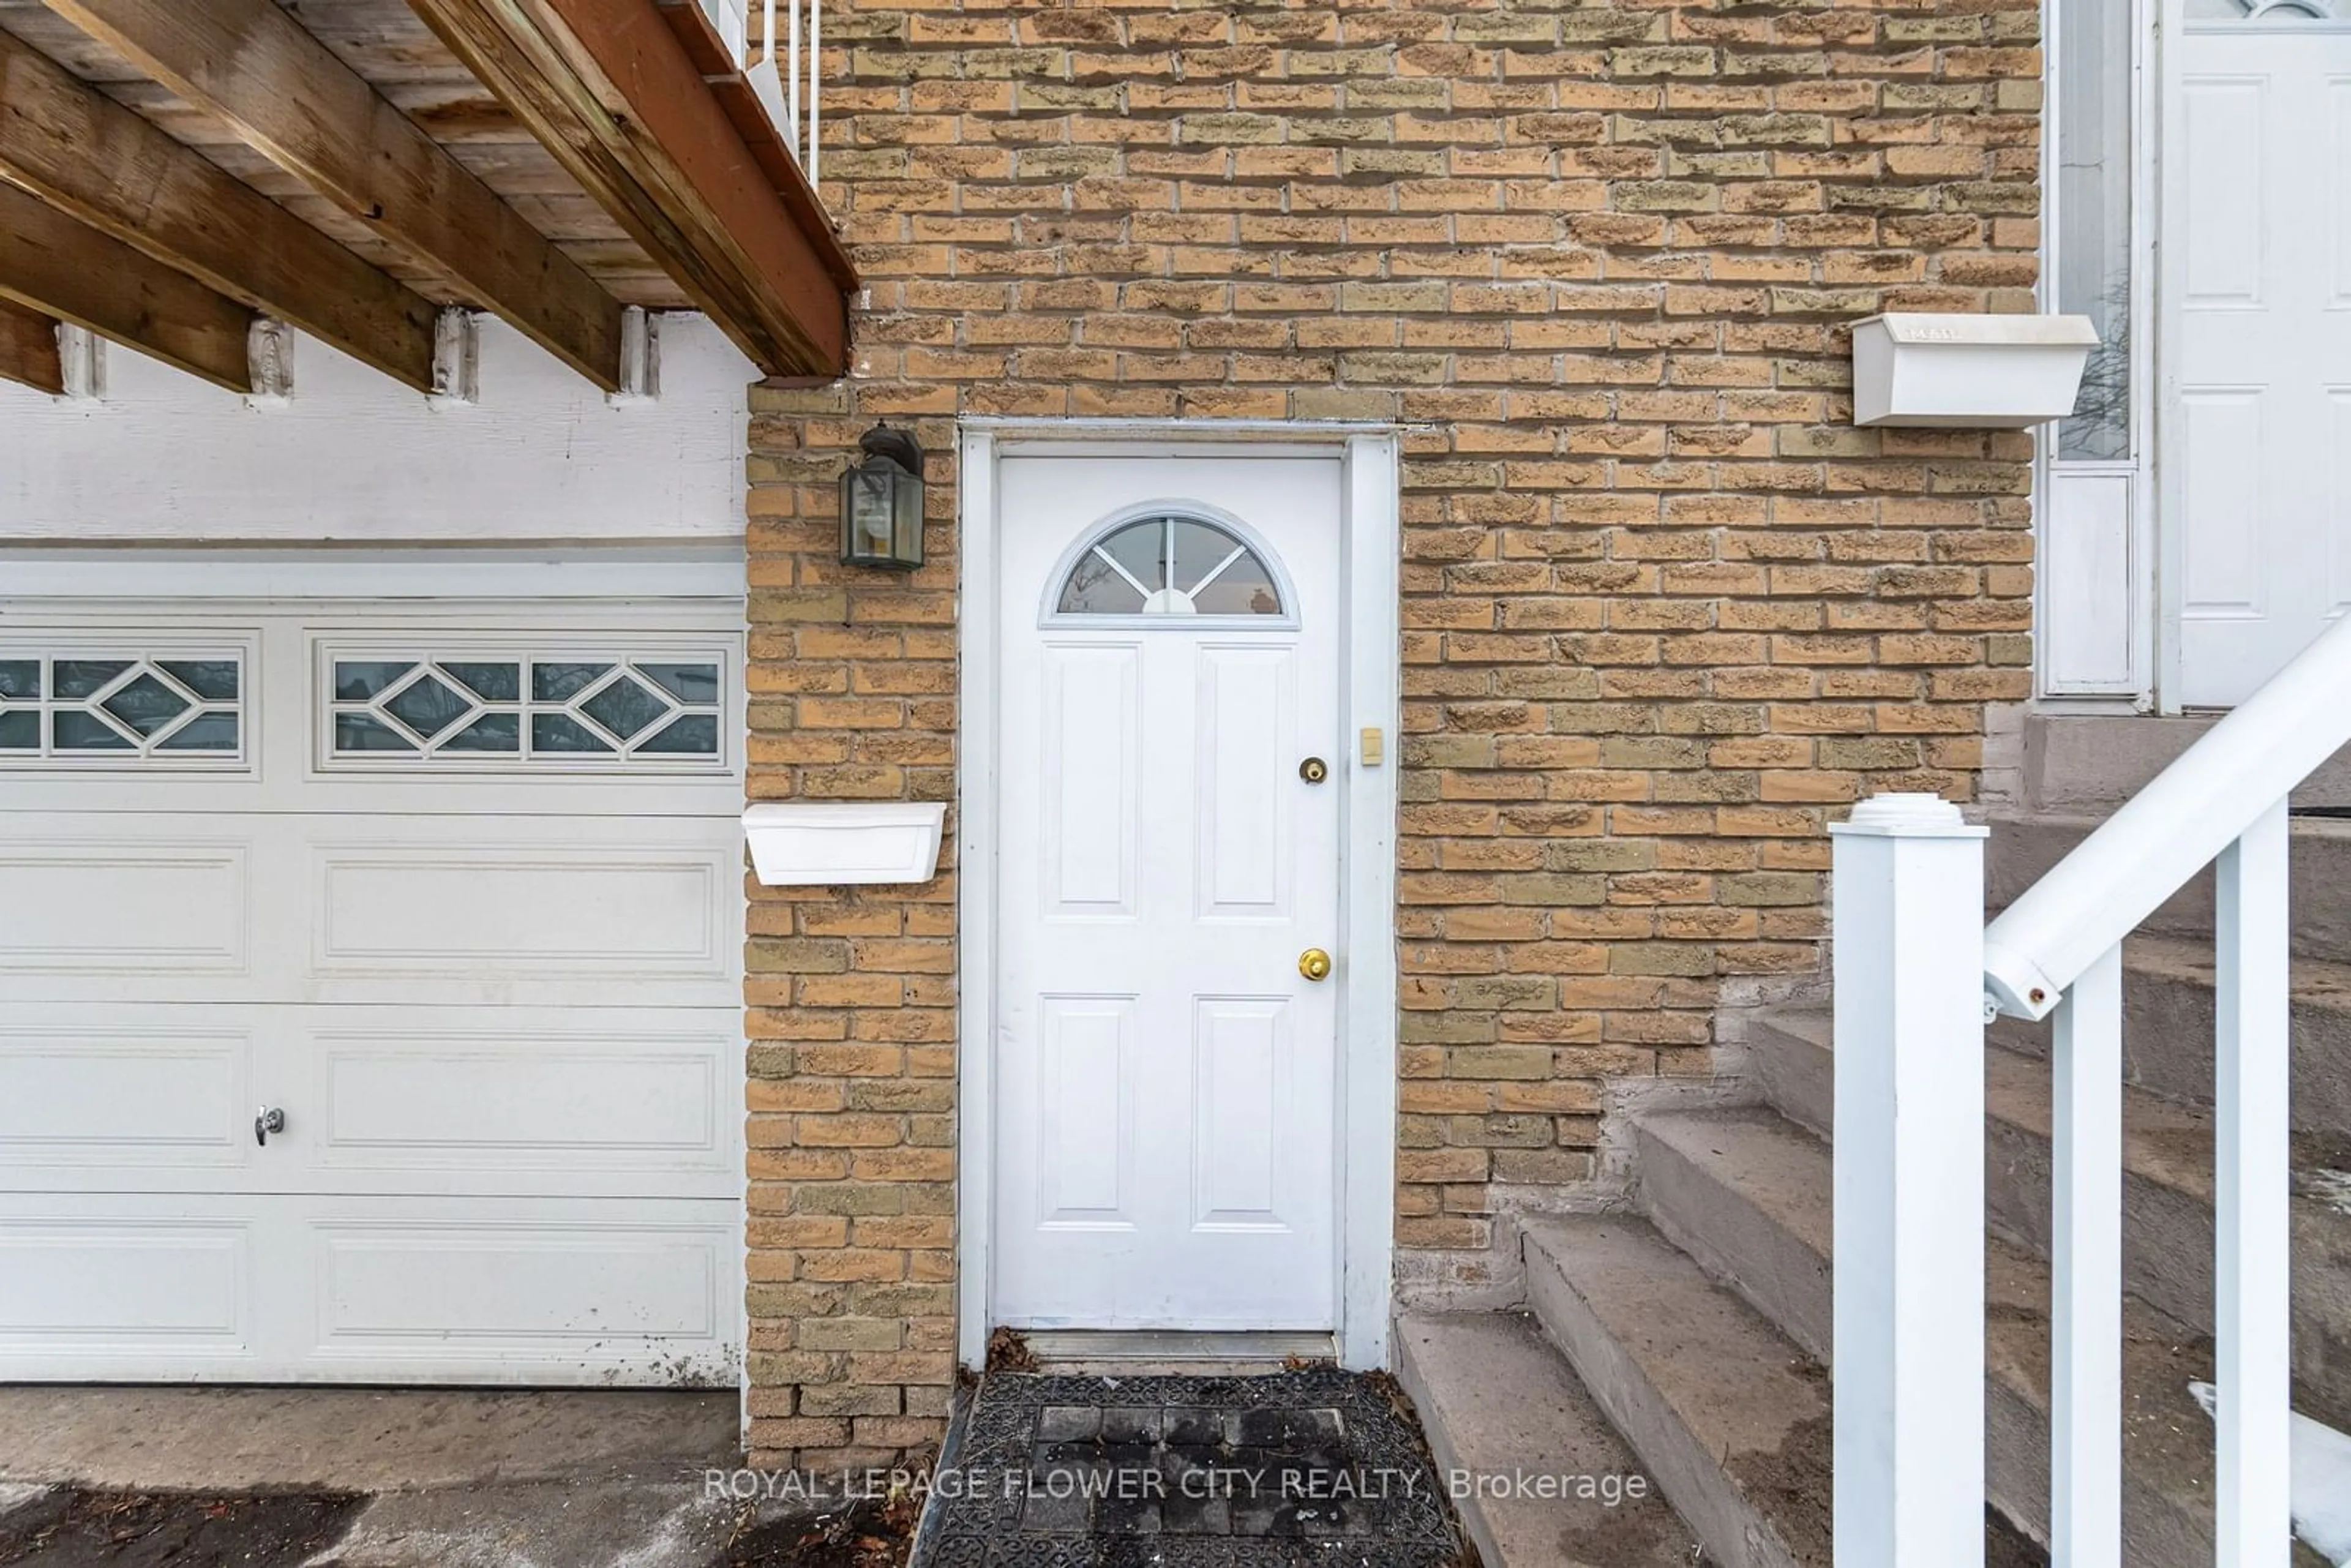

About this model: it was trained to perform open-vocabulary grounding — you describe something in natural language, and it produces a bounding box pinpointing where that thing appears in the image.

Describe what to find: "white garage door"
[0,590,745,1384]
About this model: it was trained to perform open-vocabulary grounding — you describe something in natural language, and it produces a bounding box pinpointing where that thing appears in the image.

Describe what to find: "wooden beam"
[652,0,845,266]
[43,0,627,390]
[0,183,253,391]
[0,299,65,396]
[0,31,439,392]
[551,0,857,334]
[408,0,851,377]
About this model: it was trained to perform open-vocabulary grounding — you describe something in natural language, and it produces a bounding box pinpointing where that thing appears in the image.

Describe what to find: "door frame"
[954,419,1401,1371]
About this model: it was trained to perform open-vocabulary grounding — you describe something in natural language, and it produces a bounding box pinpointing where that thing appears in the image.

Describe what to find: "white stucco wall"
[0,313,751,544]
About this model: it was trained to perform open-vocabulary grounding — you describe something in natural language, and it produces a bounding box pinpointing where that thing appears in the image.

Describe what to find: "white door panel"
[0,1211,254,1361]
[0,839,252,975]
[0,1193,737,1384]
[993,456,1343,1330]
[0,1005,738,1197]
[0,1020,255,1171]
[0,597,744,1384]
[2175,32,2351,705]
[0,814,738,1006]
[307,828,735,996]
[310,1022,730,1179]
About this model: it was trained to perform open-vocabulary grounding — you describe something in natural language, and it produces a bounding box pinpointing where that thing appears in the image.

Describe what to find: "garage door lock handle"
[255,1106,285,1147]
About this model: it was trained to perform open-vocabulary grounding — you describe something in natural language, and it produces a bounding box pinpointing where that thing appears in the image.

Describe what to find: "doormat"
[909,1367,1469,1568]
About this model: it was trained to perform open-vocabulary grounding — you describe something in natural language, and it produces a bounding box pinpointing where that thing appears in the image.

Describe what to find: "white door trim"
[954,422,1401,1371]
[2154,0,2190,710]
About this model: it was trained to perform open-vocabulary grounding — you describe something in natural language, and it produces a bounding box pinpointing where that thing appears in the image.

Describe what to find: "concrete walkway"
[0,1387,741,1491]
[0,1387,848,1568]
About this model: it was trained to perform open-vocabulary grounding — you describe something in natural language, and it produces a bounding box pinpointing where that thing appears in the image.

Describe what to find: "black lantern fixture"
[839,425,925,571]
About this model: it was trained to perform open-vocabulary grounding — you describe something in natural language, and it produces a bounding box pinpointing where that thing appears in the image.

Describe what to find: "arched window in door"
[1051,512,1289,621]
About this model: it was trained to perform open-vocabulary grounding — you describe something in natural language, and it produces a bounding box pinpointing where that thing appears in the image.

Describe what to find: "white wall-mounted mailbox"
[743,801,948,887]
[1851,313,2099,429]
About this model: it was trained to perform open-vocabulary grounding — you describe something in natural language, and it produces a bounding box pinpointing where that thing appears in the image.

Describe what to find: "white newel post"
[2214,798,2292,1567]
[1831,793,1990,1566]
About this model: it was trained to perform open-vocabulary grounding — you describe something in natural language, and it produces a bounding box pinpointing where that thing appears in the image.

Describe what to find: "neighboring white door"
[0,595,745,1384]
[2172,12,2351,705]
[992,454,1343,1330]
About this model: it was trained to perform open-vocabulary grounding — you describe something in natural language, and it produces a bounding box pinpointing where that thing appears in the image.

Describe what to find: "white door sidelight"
[0,593,744,1384]
[991,454,1345,1331]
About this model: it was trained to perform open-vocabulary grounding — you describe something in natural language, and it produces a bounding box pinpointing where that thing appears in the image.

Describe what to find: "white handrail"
[1842,619,2326,1559]
[1984,611,2351,1020]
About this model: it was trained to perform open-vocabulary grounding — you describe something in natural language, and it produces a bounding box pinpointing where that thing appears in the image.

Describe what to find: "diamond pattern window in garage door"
[324,653,724,768]
[0,653,245,765]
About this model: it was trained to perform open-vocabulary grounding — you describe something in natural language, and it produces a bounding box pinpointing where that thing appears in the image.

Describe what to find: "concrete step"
[1981,1043,2351,1431]
[1748,1010,1834,1141]
[1625,1103,2291,1567]
[1521,1213,1832,1568]
[1761,961,2351,1141]
[1987,813,2351,965]
[1987,934,2351,1136]
[1392,1311,1705,1567]
[1750,1009,2351,1430]
[1520,1214,2050,1568]
[2009,713,2351,814]
[1634,1106,1832,1362]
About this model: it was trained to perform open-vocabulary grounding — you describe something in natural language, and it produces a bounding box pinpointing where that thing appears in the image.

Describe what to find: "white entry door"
[2173,15,2351,705]
[992,454,1343,1330]
[0,593,744,1384]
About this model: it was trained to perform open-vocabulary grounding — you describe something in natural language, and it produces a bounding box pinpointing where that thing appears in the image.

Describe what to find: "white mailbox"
[743,801,948,887]
[1850,313,2099,429]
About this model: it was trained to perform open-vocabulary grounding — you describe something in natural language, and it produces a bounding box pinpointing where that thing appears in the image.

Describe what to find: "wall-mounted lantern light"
[839,425,925,571]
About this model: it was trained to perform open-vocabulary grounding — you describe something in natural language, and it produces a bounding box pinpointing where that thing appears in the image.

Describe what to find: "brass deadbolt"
[1299,757,1328,783]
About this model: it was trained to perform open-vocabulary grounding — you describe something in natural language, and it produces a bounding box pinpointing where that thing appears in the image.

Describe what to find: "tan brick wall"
[744,0,2041,1468]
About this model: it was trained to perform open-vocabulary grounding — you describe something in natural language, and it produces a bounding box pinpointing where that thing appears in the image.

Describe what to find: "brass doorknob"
[1299,948,1332,981]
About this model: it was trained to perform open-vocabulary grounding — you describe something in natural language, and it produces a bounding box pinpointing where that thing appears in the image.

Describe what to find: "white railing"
[701,0,820,179]
[1832,612,2351,1564]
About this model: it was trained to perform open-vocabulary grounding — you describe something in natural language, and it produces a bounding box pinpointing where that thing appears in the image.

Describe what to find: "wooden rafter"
[408,0,851,377]
[0,183,253,392]
[43,0,628,390]
[0,29,439,392]
[0,299,65,396]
